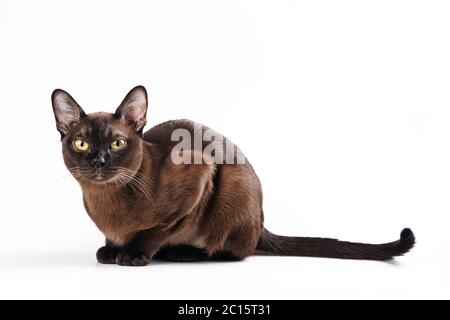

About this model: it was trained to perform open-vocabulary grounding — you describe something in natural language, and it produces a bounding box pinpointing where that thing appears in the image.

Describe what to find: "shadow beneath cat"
[0,250,246,268]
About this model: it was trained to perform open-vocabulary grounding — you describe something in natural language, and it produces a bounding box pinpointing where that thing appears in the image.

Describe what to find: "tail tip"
[397,227,415,257]
[400,228,414,241]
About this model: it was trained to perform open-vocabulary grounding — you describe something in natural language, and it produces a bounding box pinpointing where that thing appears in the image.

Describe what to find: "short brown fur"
[52,86,415,266]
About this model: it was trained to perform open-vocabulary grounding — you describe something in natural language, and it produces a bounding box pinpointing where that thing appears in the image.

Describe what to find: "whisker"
[114,170,154,204]
[62,165,154,205]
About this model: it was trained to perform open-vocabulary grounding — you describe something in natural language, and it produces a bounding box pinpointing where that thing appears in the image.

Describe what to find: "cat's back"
[143,119,256,173]
[143,119,237,153]
[143,119,207,148]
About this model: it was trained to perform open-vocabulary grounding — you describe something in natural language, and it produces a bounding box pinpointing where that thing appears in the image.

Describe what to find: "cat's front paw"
[115,249,151,266]
[96,246,120,264]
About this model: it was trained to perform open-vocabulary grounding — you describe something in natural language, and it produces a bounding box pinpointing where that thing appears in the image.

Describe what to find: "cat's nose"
[89,156,106,169]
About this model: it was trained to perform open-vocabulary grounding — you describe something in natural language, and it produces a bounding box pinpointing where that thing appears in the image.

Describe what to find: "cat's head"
[51,86,148,184]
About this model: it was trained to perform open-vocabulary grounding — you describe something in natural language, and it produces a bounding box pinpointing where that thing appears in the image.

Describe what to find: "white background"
[0,0,449,299]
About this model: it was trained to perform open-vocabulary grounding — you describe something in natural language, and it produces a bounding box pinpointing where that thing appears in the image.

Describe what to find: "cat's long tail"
[256,228,415,261]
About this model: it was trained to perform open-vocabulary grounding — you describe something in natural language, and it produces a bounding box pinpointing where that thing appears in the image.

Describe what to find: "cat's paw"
[115,250,151,266]
[96,246,120,264]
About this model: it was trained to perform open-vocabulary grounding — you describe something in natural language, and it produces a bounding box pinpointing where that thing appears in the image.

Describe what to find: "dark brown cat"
[51,86,415,266]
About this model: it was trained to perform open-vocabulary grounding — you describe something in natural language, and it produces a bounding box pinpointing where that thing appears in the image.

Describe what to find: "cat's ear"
[51,89,86,138]
[114,86,148,134]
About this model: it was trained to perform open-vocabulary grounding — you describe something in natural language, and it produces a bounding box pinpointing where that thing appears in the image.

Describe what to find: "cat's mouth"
[85,168,118,183]
[93,172,107,181]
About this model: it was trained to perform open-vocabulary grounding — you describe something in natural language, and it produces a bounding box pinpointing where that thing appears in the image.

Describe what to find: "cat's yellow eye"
[73,139,89,152]
[110,138,127,151]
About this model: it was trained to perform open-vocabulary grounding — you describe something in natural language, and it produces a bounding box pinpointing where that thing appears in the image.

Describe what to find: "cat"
[51,85,415,266]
